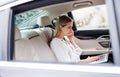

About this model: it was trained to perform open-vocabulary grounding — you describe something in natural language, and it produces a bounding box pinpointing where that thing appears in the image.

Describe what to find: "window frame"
[0,0,120,66]
[1,0,120,76]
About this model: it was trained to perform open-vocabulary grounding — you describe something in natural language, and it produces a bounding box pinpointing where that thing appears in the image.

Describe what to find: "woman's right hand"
[67,30,74,41]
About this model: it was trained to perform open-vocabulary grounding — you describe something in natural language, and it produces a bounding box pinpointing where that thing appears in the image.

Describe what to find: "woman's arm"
[80,56,99,63]
[50,39,71,62]
[67,30,99,63]
[67,30,78,48]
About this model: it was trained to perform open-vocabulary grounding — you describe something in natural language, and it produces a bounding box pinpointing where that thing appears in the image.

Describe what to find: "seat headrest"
[40,16,51,26]
[15,27,21,41]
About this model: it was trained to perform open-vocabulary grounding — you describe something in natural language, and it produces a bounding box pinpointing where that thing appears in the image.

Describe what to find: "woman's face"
[61,21,73,36]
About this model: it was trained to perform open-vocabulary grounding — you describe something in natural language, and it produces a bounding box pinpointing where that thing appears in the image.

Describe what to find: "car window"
[2,1,120,76]
[13,1,114,65]
[72,4,108,30]
[15,9,49,30]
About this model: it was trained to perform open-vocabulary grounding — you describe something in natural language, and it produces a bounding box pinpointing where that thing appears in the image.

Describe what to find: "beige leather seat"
[15,27,34,61]
[40,16,51,26]
[38,15,55,29]
[37,16,55,45]
[15,27,57,62]
[27,31,57,61]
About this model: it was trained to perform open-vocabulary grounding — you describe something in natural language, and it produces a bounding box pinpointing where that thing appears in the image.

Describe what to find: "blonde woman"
[50,15,99,63]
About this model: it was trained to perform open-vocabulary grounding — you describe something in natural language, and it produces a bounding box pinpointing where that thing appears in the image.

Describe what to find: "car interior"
[14,0,113,64]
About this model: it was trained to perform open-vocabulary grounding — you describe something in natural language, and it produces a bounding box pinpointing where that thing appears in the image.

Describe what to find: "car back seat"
[15,27,35,61]
[15,27,57,62]
[27,30,57,62]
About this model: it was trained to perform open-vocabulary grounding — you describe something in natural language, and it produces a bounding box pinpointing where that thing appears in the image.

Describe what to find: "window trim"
[106,0,120,65]
[1,0,120,76]
[1,0,119,66]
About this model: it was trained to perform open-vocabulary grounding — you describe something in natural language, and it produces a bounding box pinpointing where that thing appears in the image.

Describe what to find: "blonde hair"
[54,15,73,37]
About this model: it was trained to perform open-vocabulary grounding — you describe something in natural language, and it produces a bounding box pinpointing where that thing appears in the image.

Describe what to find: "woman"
[50,15,99,63]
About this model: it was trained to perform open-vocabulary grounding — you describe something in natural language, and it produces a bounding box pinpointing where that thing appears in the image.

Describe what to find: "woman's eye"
[68,27,71,29]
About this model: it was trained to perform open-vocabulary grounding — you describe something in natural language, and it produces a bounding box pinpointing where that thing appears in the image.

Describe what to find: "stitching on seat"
[29,35,39,39]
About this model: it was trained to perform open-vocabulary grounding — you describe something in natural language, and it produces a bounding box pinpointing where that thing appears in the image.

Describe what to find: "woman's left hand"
[87,56,100,62]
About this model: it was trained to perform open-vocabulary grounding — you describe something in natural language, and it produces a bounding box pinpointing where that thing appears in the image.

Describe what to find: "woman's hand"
[86,56,99,62]
[67,30,79,48]
[67,30,74,41]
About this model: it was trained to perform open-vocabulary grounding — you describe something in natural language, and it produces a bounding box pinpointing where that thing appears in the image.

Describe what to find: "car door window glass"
[72,5,108,30]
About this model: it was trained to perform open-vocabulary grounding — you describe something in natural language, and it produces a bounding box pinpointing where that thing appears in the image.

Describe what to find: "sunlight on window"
[15,9,49,30]
[72,5,108,30]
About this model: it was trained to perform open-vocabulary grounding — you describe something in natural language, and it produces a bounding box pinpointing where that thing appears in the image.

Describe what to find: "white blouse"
[50,37,82,63]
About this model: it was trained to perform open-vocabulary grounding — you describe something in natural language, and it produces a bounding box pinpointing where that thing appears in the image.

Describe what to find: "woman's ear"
[58,25,62,31]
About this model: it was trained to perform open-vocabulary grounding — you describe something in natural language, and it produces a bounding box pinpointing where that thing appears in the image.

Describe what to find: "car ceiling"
[39,0,105,19]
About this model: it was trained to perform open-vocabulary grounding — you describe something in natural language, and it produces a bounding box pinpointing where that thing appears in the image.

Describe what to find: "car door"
[70,4,111,56]
[0,0,120,77]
